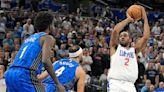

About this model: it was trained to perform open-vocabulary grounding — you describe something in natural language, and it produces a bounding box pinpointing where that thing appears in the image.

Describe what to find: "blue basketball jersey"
[43,58,79,91]
[10,32,46,74]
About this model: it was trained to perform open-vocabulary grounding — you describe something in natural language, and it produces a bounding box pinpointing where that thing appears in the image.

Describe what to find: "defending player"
[5,12,65,92]
[38,45,86,92]
[107,6,150,92]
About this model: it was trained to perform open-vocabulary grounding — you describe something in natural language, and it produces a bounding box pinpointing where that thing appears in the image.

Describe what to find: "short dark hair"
[68,45,81,53]
[119,31,131,38]
[34,11,54,32]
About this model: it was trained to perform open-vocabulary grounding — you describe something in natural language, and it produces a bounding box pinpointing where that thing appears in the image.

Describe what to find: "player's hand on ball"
[126,13,134,22]
[140,6,147,20]
[56,84,65,92]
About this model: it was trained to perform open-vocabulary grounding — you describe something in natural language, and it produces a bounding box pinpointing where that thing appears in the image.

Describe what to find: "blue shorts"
[43,83,56,92]
[4,67,45,92]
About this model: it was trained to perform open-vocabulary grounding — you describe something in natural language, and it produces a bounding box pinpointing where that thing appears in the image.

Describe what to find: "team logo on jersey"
[119,50,134,58]
[24,37,37,43]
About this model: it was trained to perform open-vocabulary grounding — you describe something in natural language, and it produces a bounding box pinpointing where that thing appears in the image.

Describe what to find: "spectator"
[83,33,92,48]
[102,7,113,19]
[1,0,11,10]
[144,61,159,88]
[83,67,91,84]
[75,34,85,48]
[141,79,151,92]
[22,18,34,37]
[31,0,39,12]
[8,51,16,66]
[95,22,104,36]
[59,32,67,43]
[61,17,71,30]
[0,65,5,78]
[58,4,68,15]
[151,22,161,37]
[146,46,154,60]
[57,43,69,59]
[13,38,21,45]
[99,68,108,82]
[2,32,14,51]
[149,84,155,92]
[97,35,108,48]
[82,48,93,75]
[0,12,7,28]
[6,12,15,29]
[159,60,164,82]
[135,56,146,90]
[14,22,23,38]
[101,48,110,70]
[14,44,20,51]
[0,28,6,46]
[148,35,156,47]
[155,82,164,91]
[0,50,8,70]
[91,47,103,76]
[0,65,6,92]
[65,38,73,49]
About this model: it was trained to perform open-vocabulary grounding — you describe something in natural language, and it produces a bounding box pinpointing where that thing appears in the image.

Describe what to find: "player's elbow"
[42,58,50,65]
[142,36,149,42]
[143,32,150,39]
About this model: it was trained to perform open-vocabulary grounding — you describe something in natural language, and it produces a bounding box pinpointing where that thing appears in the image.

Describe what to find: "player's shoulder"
[40,34,55,43]
[75,66,86,79]
[40,34,54,40]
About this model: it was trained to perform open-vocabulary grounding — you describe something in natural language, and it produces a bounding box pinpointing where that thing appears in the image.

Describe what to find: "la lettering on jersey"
[119,50,134,58]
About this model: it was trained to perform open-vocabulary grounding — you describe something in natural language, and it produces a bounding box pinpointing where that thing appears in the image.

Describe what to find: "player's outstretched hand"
[56,84,65,92]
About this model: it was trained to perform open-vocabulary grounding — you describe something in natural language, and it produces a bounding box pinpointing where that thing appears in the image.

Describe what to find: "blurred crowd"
[0,0,164,92]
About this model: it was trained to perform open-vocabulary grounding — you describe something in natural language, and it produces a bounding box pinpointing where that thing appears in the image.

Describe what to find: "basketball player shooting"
[107,6,150,92]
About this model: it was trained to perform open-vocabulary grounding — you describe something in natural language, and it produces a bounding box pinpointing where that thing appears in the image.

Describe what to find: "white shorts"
[107,79,136,92]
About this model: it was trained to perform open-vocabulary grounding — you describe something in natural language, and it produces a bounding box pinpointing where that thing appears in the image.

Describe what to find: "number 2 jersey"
[107,44,138,83]
[43,58,80,92]
[10,32,46,74]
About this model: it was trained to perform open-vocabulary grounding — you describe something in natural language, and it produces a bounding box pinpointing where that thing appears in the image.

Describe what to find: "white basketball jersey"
[107,45,138,83]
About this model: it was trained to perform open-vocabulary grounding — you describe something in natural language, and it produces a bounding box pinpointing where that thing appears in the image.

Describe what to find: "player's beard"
[120,41,129,47]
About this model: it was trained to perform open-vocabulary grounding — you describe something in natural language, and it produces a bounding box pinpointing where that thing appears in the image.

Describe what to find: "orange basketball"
[127,5,142,21]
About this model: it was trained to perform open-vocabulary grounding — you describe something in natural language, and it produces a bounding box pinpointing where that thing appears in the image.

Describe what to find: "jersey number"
[124,58,129,66]
[55,66,65,77]
[19,46,28,59]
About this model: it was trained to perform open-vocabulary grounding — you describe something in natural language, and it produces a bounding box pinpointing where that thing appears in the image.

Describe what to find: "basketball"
[127,5,142,21]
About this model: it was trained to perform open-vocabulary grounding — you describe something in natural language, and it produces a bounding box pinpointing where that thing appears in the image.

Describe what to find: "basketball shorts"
[43,83,56,92]
[107,79,136,92]
[4,67,45,92]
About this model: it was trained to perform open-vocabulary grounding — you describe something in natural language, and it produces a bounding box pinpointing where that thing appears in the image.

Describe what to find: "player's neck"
[44,29,50,34]
[124,46,130,49]
[120,44,130,49]
[70,58,80,63]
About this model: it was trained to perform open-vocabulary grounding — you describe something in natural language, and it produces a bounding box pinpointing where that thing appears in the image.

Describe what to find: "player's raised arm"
[41,35,65,92]
[135,6,150,54]
[110,15,134,55]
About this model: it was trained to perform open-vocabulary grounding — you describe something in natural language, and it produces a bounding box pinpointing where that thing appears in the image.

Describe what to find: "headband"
[69,47,83,57]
